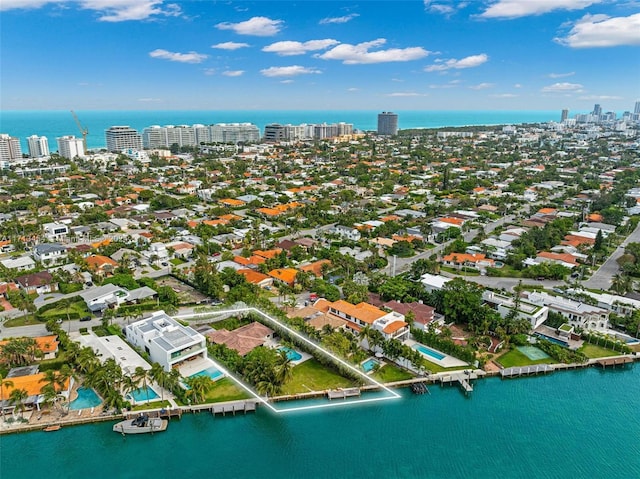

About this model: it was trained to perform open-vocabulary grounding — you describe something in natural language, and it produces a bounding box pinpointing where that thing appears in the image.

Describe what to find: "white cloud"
[137,97,163,102]
[514,83,522,88]
[149,49,208,63]
[203,68,216,76]
[347,87,360,92]
[429,80,461,89]
[548,72,575,78]
[541,82,584,92]
[490,93,519,98]
[260,65,322,77]
[556,13,640,48]
[222,70,245,77]
[423,1,468,15]
[317,39,430,64]
[386,92,427,97]
[262,39,339,56]
[425,53,488,72]
[319,13,359,24]
[280,80,294,84]
[479,0,600,19]
[0,0,183,22]
[578,95,623,100]
[216,16,283,36]
[211,41,250,50]
[469,82,494,90]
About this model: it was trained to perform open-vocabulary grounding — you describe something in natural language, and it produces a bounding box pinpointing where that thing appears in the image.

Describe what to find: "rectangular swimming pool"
[412,344,446,361]
[278,347,302,361]
[127,386,159,403]
[191,366,223,381]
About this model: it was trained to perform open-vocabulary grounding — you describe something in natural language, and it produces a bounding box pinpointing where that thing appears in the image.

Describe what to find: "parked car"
[79,316,91,322]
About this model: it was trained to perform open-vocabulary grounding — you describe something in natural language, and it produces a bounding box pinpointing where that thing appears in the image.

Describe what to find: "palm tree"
[255,379,278,398]
[185,375,213,404]
[1,375,14,420]
[274,350,293,386]
[132,366,150,403]
[9,388,28,418]
[149,362,168,402]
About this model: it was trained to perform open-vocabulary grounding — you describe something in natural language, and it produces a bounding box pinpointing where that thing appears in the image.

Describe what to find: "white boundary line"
[175,307,402,414]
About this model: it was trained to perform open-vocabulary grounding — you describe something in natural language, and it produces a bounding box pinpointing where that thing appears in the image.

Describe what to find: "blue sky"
[1,0,639,111]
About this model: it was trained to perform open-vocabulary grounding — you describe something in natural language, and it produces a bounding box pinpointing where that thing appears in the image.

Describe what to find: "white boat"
[112,414,168,434]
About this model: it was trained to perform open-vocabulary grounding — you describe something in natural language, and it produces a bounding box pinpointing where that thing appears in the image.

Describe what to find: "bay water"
[2,365,639,479]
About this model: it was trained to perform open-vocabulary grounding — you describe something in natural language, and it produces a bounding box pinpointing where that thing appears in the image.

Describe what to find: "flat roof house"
[125,311,207,372]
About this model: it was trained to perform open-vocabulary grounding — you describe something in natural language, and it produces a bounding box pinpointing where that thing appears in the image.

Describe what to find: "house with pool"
[482,290,549,329]
[125,311,208,372]
[324,300,409,341]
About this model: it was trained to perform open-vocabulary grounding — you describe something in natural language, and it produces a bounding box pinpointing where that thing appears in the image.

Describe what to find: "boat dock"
[439,371,479,395]
[595,356,634,368]
[327,388,361,400]
[500,364,555,378]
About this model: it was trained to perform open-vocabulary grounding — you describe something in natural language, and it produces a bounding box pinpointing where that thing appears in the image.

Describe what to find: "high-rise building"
[210,123,260,144]
[592,104,602,118]
[27,135,49,157]
[561,109,569,122]
[0,134,22,162]
[57,136,85,159]
[105,126,143,152]
[377,112,398,135]
[634,101,640,115]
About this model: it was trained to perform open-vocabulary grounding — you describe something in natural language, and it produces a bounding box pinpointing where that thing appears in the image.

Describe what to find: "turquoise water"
[361,358,380,372]
[192,366,223,381]
[535,333,569,347]
[413,343,446,360]
[126,387,159,403]
[279,347,302,362]
[0,110,563,150]
[68,387,101,410]
[3,365,639,478]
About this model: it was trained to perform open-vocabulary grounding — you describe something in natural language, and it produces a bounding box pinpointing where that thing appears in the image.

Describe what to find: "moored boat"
[43,425,61,432]
[112,414,168,434]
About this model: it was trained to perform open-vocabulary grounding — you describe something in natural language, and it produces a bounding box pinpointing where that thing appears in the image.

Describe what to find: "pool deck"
[404,339,468,368]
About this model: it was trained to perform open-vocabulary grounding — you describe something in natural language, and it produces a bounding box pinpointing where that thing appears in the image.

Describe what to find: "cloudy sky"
[1,0,639,111]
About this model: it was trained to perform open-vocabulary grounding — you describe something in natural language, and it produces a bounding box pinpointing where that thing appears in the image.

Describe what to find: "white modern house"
[482,290,549,329]
[32,243,67,265]
[125,311,207,372]
[42,222,69,242]
[79,283,130,313]
[420,273,451,293]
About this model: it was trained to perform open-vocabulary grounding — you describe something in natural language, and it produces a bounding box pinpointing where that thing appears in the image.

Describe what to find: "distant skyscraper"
[377,112,398,135]
[634,101,640,115]
[106,126,143,152]
[210,123,261,144]
[592,104,602,118]
[57,135,85,159]
[27,135,49,157]
[0,134,22,162]
[561,109,569,122]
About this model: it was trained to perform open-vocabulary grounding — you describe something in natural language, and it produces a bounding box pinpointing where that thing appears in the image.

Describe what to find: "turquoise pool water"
[279,347,302,361]
[127,387,159,403]
[192,366,223,381]
[413,344,446,361]
[69,387,101,410]
[361,358,380,372]
[535,333,569,347]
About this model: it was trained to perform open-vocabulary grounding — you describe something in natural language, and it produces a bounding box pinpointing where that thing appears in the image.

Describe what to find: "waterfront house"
[526,291,610,331]
[125,311,208,372]
[326,299,409,341]
[482,290,549,329]
[206,322,274,356]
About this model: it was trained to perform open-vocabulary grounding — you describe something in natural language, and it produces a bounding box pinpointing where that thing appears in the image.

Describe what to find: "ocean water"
[2,365,639,479]
[0,110,561,151]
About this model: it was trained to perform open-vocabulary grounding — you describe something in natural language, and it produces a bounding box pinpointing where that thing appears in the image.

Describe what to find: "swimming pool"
[412,344,446,361]
[278,347,302,361]
[535,333,569,347]
[69,387,102,410]
[361,358,380,373]
[191,366,223,381]
[127,386,159,403]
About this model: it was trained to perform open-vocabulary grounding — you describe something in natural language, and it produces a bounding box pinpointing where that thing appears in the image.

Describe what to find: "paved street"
[582,221,640,290]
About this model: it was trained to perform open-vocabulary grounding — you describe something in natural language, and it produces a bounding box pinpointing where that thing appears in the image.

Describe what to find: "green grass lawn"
[280,358,355,395]
[40,301,89,319]
[4,314,42,327]
[440,266,480,276]
[204,378,251,403]
[497,348,556,368]
[169,258,185,265]
[131,400,172,411]
[371,363,414,383]
[578,343,621,359]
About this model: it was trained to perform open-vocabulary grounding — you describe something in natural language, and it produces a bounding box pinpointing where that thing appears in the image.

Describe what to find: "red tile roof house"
[15,271,58,295]
[326,299,409,341]
[441,253,495,273]
[382,300,442,330]
[206,322,274,356]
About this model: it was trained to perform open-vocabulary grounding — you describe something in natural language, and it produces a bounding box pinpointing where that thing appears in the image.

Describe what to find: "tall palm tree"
[132,366,150,403]
[185,375,213,404]
[9,388,28,418]
[149,362,168,402]
[1,375,14,419]
[274,350,293,386]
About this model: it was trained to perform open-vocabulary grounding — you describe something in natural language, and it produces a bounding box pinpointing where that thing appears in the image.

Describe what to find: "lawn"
[169,258,185,265]
[131,400,172,411]
[578,343,621,359]
[280,358,355,395]
[204,378,251,403]
[371,363,414,383]
[4,314,42,327]
[440,266,480,276]
[497,348,556,368]
[40,301,89,319]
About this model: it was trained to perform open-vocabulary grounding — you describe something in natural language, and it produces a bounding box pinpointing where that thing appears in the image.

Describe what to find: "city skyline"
[1,1,639,111]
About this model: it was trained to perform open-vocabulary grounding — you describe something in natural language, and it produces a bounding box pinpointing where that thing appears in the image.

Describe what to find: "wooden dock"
[327,388,361,400]
[595,356,634,368]
[210,400,257,416]
[439,372,476,395]
[500,364,554,378]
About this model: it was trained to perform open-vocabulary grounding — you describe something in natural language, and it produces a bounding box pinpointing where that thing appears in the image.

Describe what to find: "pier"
[439,371,478,395]
[500,364,554,378]
[327,388,361,400]
[595,356,634,368]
